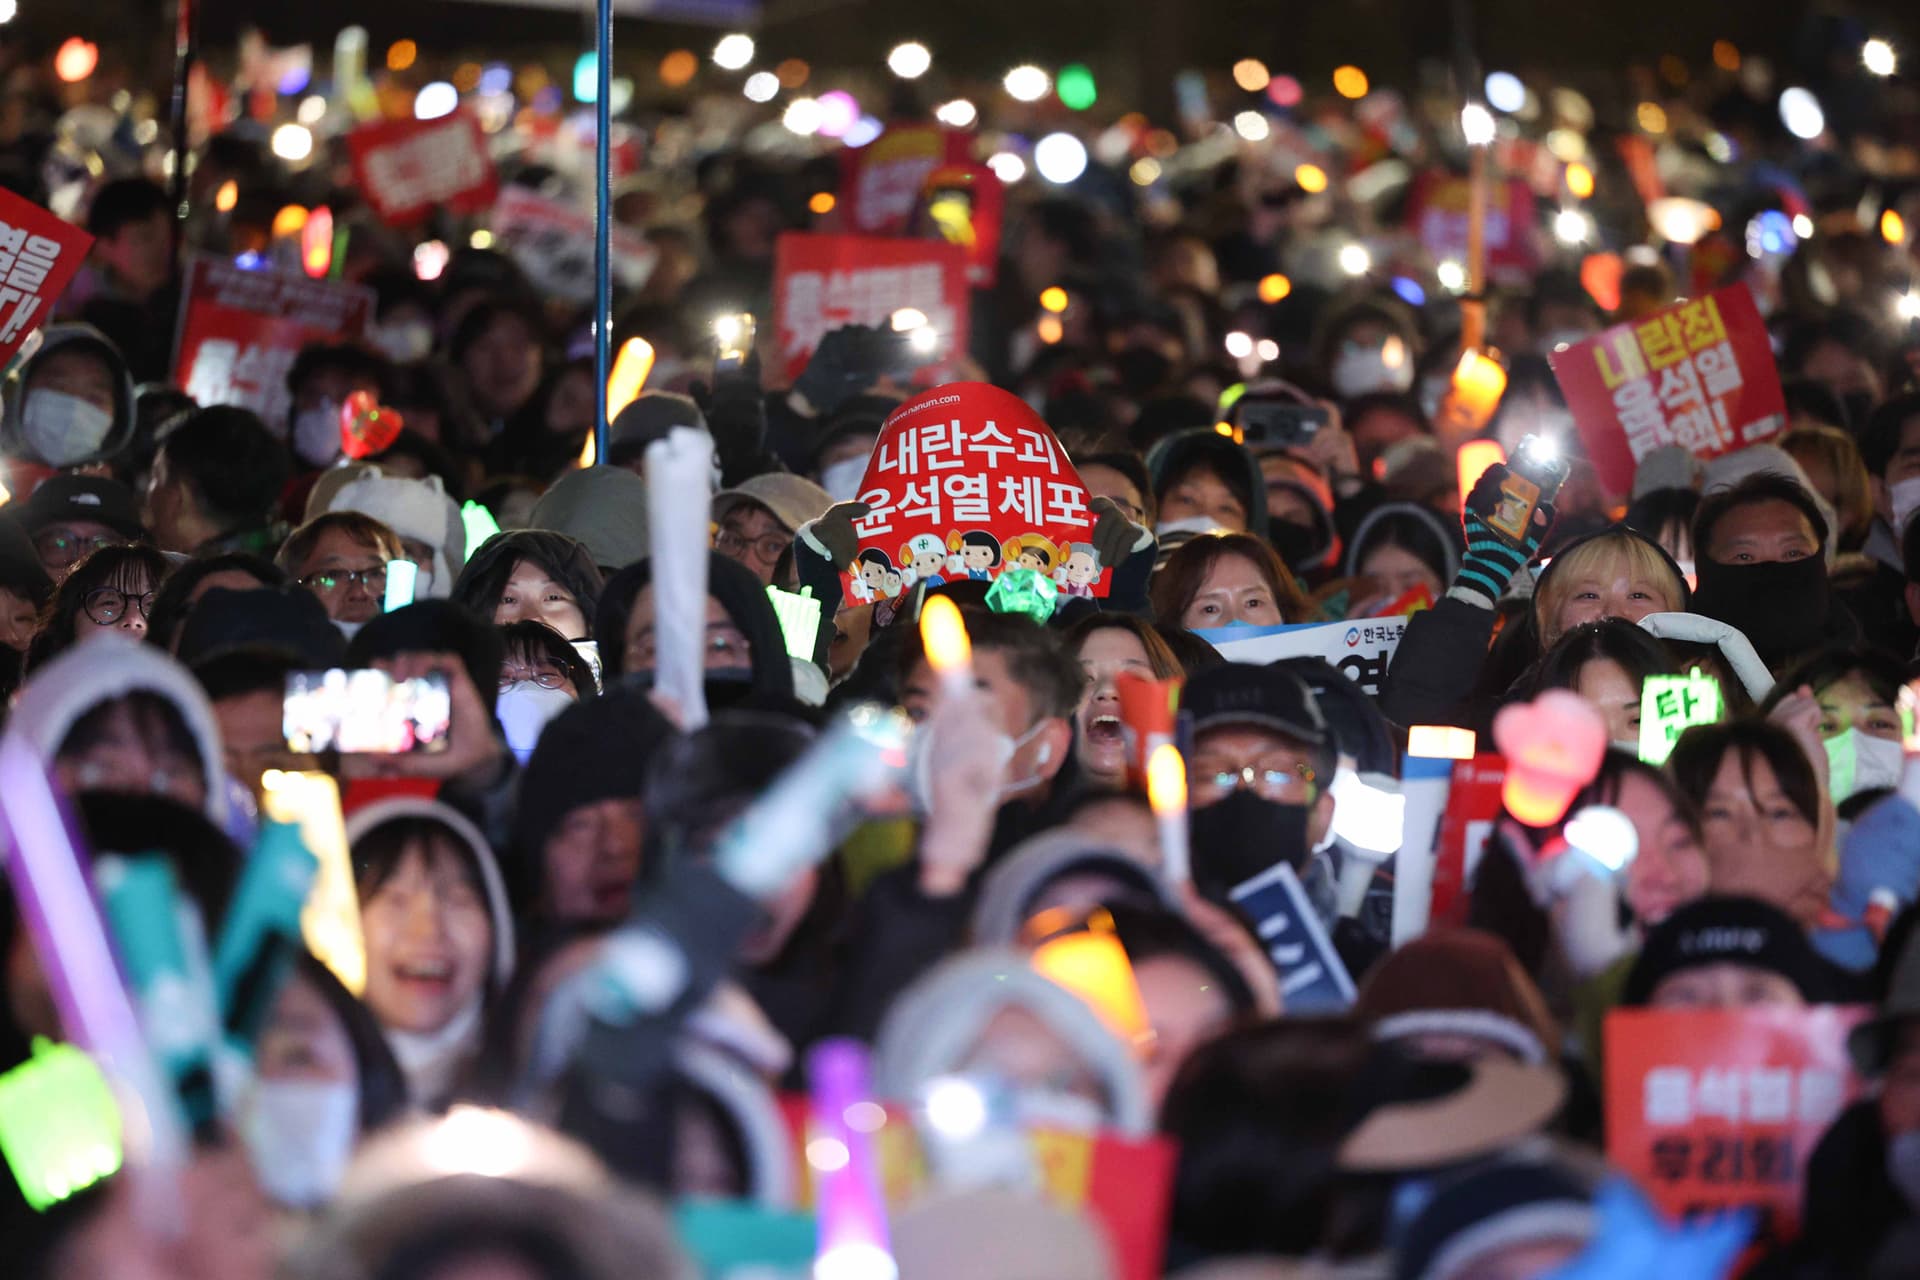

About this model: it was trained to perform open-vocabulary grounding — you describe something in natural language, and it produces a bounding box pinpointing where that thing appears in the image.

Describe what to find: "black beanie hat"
[1394,1158,1594,1280]
[509,686,676,907]
[1623,894,1828,1006]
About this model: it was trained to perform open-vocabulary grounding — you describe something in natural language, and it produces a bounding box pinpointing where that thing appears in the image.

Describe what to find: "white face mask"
[1332,343,1414,399]
[240,1079,359,1208]
[819,456,869,504]
[1890,475,1920,537]
[371,320,434,364]
[497,682,575,763]
[293,399,342,468]
[1153,514,1225,540]
[21,388,114,465]
[1826,728,1904,801]
[907,715,1051,815]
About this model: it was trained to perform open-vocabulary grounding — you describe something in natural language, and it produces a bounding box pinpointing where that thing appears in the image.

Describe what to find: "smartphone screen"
[283,670,452,755]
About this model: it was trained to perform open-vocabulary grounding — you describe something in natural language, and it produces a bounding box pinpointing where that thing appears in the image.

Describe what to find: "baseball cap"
[712,472,834,535]
[1622,895,1829,1006]
[1181,662,1328,747]
[18,473,145,539]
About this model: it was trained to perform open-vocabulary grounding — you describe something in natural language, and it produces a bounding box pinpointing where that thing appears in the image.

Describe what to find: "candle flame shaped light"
[1146,742,1191,883]
[919,595,972,695]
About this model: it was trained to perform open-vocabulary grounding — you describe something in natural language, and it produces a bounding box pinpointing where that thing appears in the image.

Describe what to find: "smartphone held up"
[283,669,452,755]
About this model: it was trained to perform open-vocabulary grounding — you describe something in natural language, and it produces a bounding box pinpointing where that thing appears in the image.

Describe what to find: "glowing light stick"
[807,1038,897,1280]
[1146,742,1191,884]
[1491,690,1608,827]
[918,595,972,701]
[262,770,365,995]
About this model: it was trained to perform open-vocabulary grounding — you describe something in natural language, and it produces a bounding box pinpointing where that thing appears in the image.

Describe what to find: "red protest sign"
[173,257,375,425]
[918,163,1004,289]
[347,110,498,227]
[0,189,91,364]
[1428,754,1505,927]
[839,124,972,236]
[1406,170,1539,280]
[837,383,1107,607]
[1550,283,1785,495]
[1604,1006,1867,1238]
[772,231,970,382]
[490,186,656,306]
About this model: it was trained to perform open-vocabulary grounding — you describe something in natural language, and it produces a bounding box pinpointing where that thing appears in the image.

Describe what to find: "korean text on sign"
[1604,1005,1866,1238]
[851,416,1088,537]
[772,232,971,381]
[0,187,92,365]
[1550,284,1786,494]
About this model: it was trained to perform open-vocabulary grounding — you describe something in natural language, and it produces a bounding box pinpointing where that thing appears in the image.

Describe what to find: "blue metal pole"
[592,0,613,464]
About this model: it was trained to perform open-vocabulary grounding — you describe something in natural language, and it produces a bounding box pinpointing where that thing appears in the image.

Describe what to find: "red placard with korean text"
[0,188,91,364]
[347,110,498,227]
[1406,170,1539,279]
[172,257,375,426]
[773,231,970,382]
[1604,1006,1868,1240]
[1429,754,1506,927]
[1550,283,1785,495]
[838,124,972,236]
[838,383,1107,607]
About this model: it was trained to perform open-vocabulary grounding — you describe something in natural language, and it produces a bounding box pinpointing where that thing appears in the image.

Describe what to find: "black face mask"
[1689,554,1831,665]
[1842,391,1877,434]
[1187,789,1312,901]
[1266,518,1325,571]
[1113,346,1174,398]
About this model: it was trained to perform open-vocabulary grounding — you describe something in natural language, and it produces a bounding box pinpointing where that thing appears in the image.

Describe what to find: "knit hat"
[176,585,347,670]
[1622,895,1829,1006]
[325,470,467,599]
[608,392,708,466]
[509,686,677,907]
[1394,1158,1596,1280]
[529,467,651,571]
[1355,929,1560,1065]
[712,472,833,536]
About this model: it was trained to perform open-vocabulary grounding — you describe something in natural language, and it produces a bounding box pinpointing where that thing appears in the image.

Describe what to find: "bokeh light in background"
[1003,65,1050,102]
[658,49,697,87]
[1056,63,1097,111]
[1232,59,1269,92]
[1332,65,1368,98]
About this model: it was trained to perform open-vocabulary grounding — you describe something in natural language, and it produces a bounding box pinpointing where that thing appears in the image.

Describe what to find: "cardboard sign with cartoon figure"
[838,383,1112,608]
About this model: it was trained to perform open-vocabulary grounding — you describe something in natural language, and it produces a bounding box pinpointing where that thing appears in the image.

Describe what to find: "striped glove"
[1450,464,1553,611]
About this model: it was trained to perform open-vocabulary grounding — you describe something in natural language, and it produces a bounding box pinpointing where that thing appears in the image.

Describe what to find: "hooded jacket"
[969,829,1178,945]
[529,466,651,572]
[323,470,467,599]
[871,946,1153,1135]
[8,635,229,830]
[1146,428,1271,542]
[451,530,606,641]
[594,551,795,701]
[0,324,138,469]
[1343,500,1462,585]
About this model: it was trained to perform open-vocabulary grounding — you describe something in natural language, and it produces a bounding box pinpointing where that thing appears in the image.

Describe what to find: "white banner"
[1194,614,1410,697]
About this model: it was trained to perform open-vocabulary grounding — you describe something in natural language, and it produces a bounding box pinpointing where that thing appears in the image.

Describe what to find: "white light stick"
[1146,742,1191,884]
[644,425,715,731]
[918,595,973,702]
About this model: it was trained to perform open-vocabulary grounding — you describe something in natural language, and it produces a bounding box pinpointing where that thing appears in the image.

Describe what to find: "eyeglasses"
[83,587,155,626]
[36,531,121,569]
[299,564,390,594]
[1189,756,1317,805]
[714,526,792,565]
[499,668,569,690]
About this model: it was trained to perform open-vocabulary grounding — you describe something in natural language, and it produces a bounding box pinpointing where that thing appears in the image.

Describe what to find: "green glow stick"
[1638,671,1722,766]
[766,584,823,662]
[0,1039,122,1211]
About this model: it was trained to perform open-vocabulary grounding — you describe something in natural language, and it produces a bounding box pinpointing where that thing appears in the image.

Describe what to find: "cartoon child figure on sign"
[948,530,1003,581]
[1003,534,1061,575]
[1055,542,1101,598]
[853,548,900,602]
[900,533,947,587]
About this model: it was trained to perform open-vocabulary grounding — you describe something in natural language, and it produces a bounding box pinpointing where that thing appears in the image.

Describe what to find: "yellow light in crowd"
[272,204,309,238]
[808,191,836,214]
[1408,725,1477,760]
[1030,923,1152,1051]
[1146,742,1186,816]
[919,595,972,686]
[387,39,418,73]
[1294,163,1328,193]
[1447,350,1508,434]
[1232,59,1270,93]
[1636,101,1668,134]
[1039,286,1069,313]
[1566,162,1595,199]
[261,771,366,996]
[1455,438,1506,513]
[470,228,494,249]
[214,180,238,214]
[1258,272,1292,303]
[776,58,810,89]
[1332,65,1368,99]
[1882,209,1907,246]
[1712,40,1741,72]
[1037,315,1063,344]
[1214,421,1236,439]
[606,337,655,424]
[454,62,482,92]
[659,49,697,87]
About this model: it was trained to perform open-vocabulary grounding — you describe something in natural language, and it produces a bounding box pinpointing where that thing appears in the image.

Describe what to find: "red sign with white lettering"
[838,124,972,236]
[1550,283,1785,495]
[347,111,498,227]
[172,257,375,425]
[773,232,970,382]
[837,382,1109,607]
[0,188,90,365]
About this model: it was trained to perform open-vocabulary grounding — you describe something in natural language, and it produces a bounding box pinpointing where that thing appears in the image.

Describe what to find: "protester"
[143,405,293,557]
[17,471,146,580]
[24,542,170,669]
[277,511,404,633]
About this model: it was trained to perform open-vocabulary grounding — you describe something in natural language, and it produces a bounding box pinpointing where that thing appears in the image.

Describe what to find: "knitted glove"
[1451,463,1554,611]
[792,324,882,419]
[1088,496,1152,572]
[797,501,870,568]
